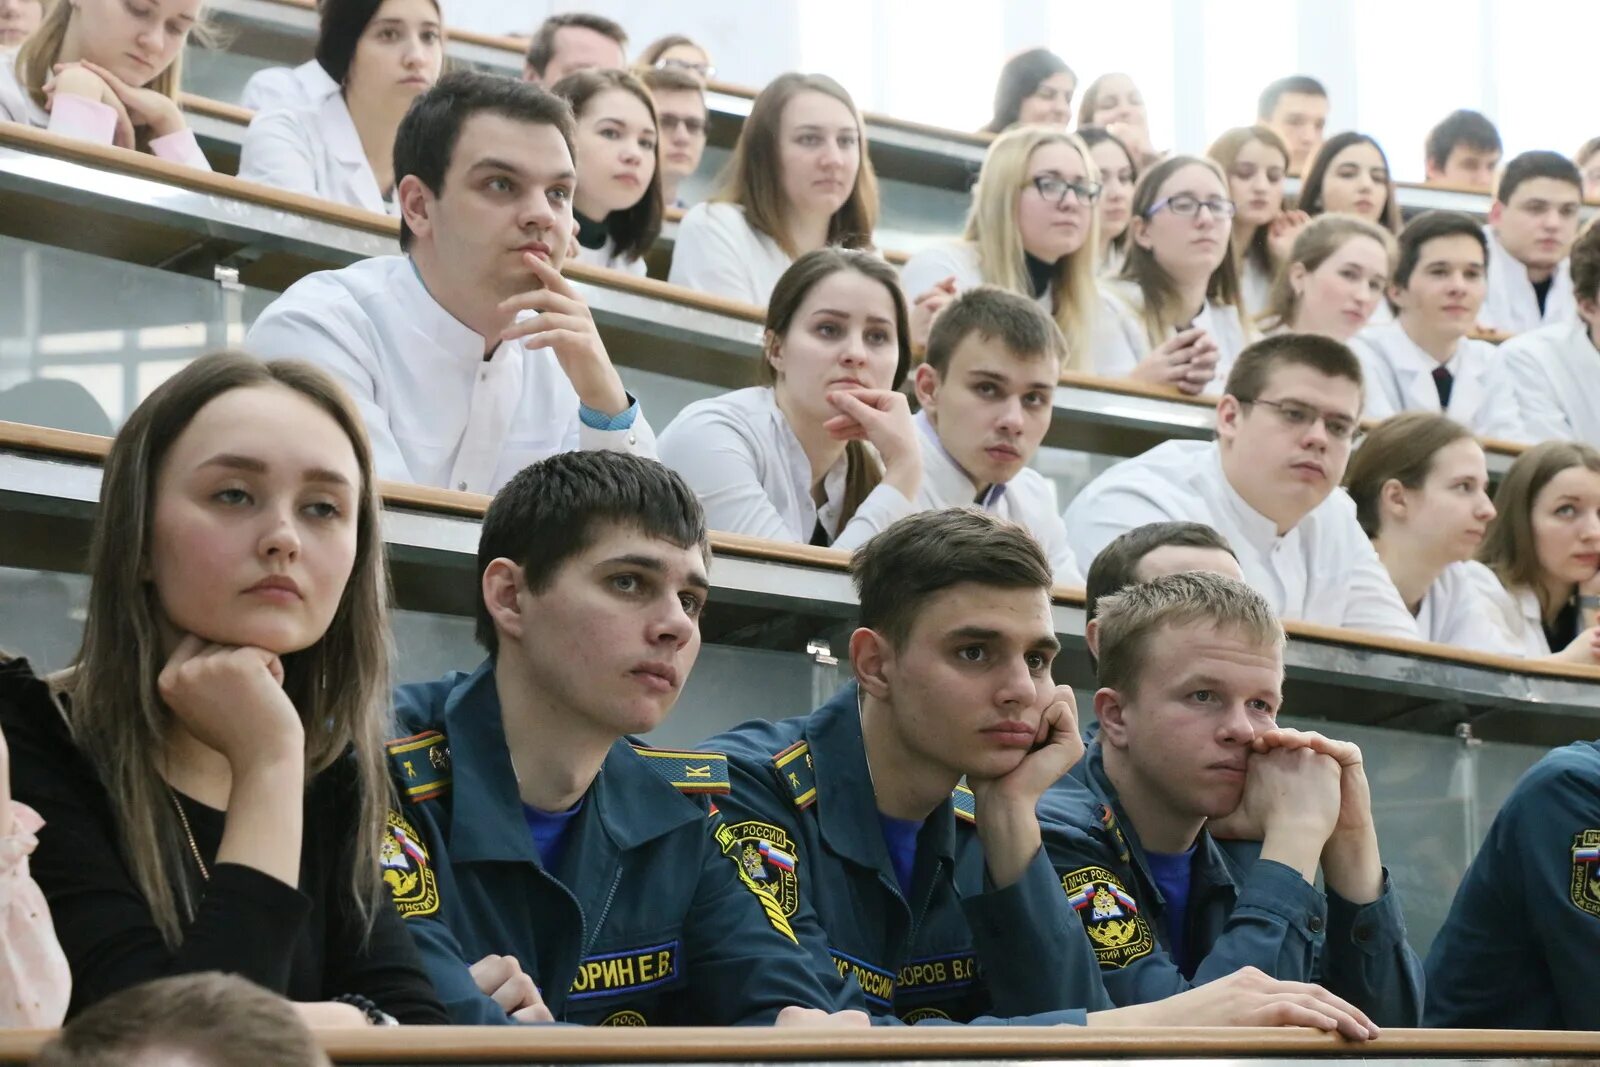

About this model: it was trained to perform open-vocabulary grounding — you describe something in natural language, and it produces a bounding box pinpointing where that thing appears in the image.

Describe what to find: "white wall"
[440,0,1600,182]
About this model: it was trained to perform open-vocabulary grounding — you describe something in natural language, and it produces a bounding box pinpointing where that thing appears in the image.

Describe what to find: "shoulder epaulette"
[386,730,452,803]
[952,784,975,824]
[772,740,816,810]
[631,744,730,795]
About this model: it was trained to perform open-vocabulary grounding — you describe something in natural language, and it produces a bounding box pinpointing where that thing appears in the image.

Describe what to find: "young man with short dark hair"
[247,72,653,495]
[1083,521,1242,663]
[705,509,1379,1035]
[1257,76,1328,176]
[522,12,628,84]
[1423,110,1502,191]
[913,286,1082,585]
[1481,150,1585,335]
[1064,335,1417,637]
[1039,572,1421,1024]
[639,65,708,209]
[1488,219,1600,444]
[382,451,854,1026]
[1351,210,1517,436]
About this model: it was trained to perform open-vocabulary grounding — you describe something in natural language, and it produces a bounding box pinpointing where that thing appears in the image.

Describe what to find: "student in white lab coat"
[1063,334,1418,638]
[0,0,209,168]
[0,0,41,51]
[1257,214,1393,342]
[668,72,879,308]
[1089,154,1251,396]
[1079,127,1138,277]
[240,59,339,114]
[1207,125,1309,316]
[1342,412,1581,658]
[1480,151,1583,336]
[1486,221,1600,446]
[238,0,443,216]
[549,68,662,277]
[899,125,1100,370]
[910,286,1082,585]
[1472,441,1600,658]
[658,248,920,549]
[245,72,654,496]
[1351,211,1512,437]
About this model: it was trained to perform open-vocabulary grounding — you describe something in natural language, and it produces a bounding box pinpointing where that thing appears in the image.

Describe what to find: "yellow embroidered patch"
[714,819,800,943]
[1571,829,1600,918]
[600,1009,648,1026]
[1061,865,1154,968]
[382,810,439,918]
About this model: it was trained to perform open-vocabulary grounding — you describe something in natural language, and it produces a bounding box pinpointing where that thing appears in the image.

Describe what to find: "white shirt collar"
[914,410,1005,508]
[1210,443,1290,552]
[405,256,500,359]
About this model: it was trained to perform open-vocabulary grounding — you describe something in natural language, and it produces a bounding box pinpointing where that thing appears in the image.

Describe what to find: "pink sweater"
[0,802,69,1027]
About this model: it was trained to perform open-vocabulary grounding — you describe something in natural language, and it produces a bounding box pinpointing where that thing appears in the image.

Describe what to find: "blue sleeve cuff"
[579,393,640,430]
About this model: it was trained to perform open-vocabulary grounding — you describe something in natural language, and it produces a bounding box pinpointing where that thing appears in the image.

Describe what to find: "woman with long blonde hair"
[0,353,447,1023]
[0,0,210,168]
[900,125,1100,370]
[668,72,879,307]
[1207,125,1309,315]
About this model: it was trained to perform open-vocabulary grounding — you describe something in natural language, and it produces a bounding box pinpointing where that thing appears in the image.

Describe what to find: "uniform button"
[480,371,488,382]
[457,481,467,491]
[1353,925,1374,944]
[627,432,637,446]
[1307,915,1324,933]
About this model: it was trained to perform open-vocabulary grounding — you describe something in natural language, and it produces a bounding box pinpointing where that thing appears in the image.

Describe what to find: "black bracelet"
[333,993,399,1027]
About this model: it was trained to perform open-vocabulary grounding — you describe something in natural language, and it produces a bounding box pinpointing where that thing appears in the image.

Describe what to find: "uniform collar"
[806,681,959,877]
[914,411,1005,509]
[440,660,704,864]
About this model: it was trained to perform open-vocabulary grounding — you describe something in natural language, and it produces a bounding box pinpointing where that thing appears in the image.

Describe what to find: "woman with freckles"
[0,0,210,168]
[0,354,448,1025]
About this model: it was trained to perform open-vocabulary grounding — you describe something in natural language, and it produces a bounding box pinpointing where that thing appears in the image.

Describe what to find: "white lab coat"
[1240,258,1274,318]
[912,411,1083,586]
[239,60,339,115]
[1062,439,1418,637]
[244,254,655,495]
[1415,561,1525,656]
[1349,321,1513,437]
[1089,280,1250,396]
[0,53,208,169]
[1480,225,1575,336]
[238,94,395,215]
[667,202,796,308]
[572,237,648,277]
[657,386,915,549]
[1463,565,1555,657]
[1483,318,1600,446]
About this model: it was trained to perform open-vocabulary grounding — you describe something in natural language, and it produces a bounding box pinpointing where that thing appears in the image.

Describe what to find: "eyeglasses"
[1030,174,1102,207]
[1243,398,1362,442]
[659,113,708,137]
[655,56,715,80]
[1147,193,1237,219]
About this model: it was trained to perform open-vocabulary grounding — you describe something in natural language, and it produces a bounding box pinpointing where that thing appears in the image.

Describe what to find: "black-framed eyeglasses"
[1243,398,1362,442]
[1147,193,1237,219]
[659,113,708,137]
[1030,175,1102,207]
[655,56,715,80]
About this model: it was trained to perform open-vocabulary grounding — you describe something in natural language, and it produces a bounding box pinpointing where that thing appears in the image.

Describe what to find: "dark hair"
[852,508,1052,649]
[982,47,1074,134]
[1344,412,1476,537]
[924,285,1065,374]
[550,67,664,262]
[1257,75,1327,120]
[395,71,576,251]
[1224,332,1364,403]
[1480,441,1600,616]
[1425,109,1501,172]
[475,452,708,654]
[1496,149,1583,204]
[524,11,627,78]
[315,0,441,85]
[1571,217,1600,300]
[760,249,910,534]
[1084,521,1237,623]
[1576,136,1600,170]
[1298,132,1402,234]
[1391,210,1488,308]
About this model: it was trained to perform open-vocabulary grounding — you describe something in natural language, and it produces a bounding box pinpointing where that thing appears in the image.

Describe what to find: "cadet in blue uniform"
[1039,572,1421,1029]
[1424,740,1600,1029]
[382,451,855,1026]
[706,509,1382,1035]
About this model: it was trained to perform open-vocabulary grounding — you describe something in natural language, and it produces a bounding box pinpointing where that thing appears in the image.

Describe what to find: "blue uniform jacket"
[704,681,1113,1025]
[381,661,843,1026]
[1425,740,1600,1029]
[1038,740,1423,1025]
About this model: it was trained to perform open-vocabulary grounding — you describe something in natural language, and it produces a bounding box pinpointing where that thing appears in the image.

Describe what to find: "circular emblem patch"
[600,1009,648,1026]
[1061,865,1154,968]
[382,810,439,918]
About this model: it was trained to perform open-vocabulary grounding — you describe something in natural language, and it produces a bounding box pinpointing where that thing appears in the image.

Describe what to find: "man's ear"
[912,362,942,415]
[1487,200,1504,227]
[482,558,528,646]
[849,626,894,702]
[1093,687,1131,748]
[1425,159,1444,184]
[398,175,434,245]
[1084,617,1101,660]
[1215,393,1244,445]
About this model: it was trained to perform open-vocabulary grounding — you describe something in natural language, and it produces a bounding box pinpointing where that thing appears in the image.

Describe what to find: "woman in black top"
[0,353,448,1024]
